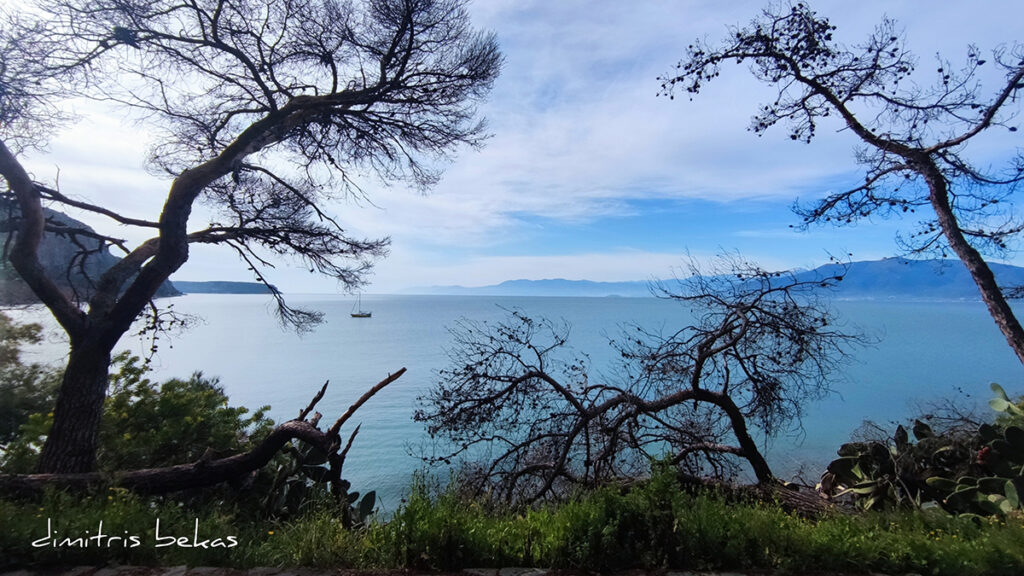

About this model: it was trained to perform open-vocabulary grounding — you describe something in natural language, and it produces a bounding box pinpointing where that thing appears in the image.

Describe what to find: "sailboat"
[350,293,372,318]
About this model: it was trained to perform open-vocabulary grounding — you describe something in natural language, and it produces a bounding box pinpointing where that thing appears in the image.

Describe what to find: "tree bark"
[922,157,1024,366]
[699,390,774,484]
[36,340,112,473]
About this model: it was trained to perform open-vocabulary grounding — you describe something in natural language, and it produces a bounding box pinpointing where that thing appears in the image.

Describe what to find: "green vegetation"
[3,468,1024,574]
[3,312,1024,574]
[1,350,274,476]
[822,384,1024,519]
[0,313,59,444]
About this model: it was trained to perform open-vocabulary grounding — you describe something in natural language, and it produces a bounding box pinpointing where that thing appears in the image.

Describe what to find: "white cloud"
[14,0,1023,292]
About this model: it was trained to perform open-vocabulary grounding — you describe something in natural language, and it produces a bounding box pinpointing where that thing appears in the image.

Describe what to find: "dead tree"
[0,0,500,474]
[416,256,864,504]
[659,2,1024,365]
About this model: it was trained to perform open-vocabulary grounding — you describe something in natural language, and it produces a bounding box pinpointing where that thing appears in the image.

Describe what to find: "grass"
[3,472,1024,574]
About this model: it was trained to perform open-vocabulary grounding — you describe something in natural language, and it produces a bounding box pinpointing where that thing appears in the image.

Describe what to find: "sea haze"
[16,290,1024,510]
[408,258,1024,300]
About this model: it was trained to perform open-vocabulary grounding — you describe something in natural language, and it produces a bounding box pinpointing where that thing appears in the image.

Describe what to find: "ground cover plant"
[3,466,1024,575]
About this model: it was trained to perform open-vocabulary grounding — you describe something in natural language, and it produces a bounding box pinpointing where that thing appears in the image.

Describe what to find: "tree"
[416,256,863,503]
[659,3,1024,364]
[0,0,501,474]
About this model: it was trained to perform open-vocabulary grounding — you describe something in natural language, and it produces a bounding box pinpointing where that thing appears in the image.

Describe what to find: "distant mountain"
[407,258,1024,300]
[408,278,653,297]
[0,207,179,305]
[792,258,1024,300]
[172,281,279,295]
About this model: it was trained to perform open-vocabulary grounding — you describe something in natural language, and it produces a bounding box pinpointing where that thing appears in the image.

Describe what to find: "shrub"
[1,352,273,478]
[821,383,1024,517]
[0,312,60,444]
[98,353,273,471]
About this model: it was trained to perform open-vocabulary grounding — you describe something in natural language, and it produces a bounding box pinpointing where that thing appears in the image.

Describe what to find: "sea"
[12,293,1024,511]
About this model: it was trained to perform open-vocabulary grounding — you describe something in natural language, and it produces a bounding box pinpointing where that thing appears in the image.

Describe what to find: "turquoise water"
[16,294,1024,510]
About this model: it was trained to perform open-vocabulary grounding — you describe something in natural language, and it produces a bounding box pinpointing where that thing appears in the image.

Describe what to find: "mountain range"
[407,258,1024,300]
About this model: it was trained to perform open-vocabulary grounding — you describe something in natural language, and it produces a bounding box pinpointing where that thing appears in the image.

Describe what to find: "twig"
[328,368,406,436]
[299,380,330,420]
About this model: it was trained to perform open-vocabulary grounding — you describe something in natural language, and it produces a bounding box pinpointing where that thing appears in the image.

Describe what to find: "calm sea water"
[15,294,1024,510]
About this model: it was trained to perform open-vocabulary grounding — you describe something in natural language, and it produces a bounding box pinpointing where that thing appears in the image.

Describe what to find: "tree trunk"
[923,159,1024,366]
[721,399,774,484]
[36,342,111,474]
[695,389,774,483]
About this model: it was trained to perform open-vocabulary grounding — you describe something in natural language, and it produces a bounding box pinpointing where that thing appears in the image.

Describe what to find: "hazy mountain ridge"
[408,278,653,297]
[408,258,1024,299]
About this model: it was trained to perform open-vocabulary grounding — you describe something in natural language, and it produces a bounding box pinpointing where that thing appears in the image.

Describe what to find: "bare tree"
[415,256,863,504]
[659,2,1024,364]
[0,0,500,474]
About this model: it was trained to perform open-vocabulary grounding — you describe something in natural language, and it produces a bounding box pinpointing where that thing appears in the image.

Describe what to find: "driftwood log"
[0,368,405,496]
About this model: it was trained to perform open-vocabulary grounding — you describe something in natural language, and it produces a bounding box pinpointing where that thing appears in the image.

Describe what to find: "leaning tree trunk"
[716,394,774,484]
[36,341,112,474]
[693,388,774,484]
[922,158,1024,366]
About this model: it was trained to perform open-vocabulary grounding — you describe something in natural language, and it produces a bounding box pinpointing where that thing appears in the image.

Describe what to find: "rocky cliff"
[0,208,179,305]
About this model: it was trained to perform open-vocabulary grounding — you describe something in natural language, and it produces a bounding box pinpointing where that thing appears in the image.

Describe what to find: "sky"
[20,0,1024,293]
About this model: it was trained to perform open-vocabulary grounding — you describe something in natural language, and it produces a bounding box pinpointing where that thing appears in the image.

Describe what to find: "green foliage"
[360,467,1024,575]
[0,312,59,444]
[4,468,1024,574]
[0,346,372,524]
[821,418,970,511]
[262,439,378,526]
[0,488,248,568]
[824,383,1024,519]
[0,411,52,473]
[991,382,1024,428]
[248,505,363,567]
[98,353,273,471]
[1,352,274,474]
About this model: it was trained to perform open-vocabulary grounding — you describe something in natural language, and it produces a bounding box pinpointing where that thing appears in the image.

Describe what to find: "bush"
[3,467,1024,574]
[821,383,1024,517]
[98,353,273,471]
[362,467,1024,575]
[0,312,60,444]
[1,351,273,476]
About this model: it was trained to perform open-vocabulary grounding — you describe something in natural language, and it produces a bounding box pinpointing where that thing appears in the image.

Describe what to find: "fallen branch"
[0,369,406,496]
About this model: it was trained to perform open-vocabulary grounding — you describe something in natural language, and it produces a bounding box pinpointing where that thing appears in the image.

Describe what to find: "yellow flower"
[267,530,275,535]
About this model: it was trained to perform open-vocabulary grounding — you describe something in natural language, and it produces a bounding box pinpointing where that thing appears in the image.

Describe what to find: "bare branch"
[417,256,865,503]
[660,2,1024,366]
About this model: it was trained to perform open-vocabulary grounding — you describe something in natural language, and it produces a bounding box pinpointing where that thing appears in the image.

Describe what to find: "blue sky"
[23,0,1024,293]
